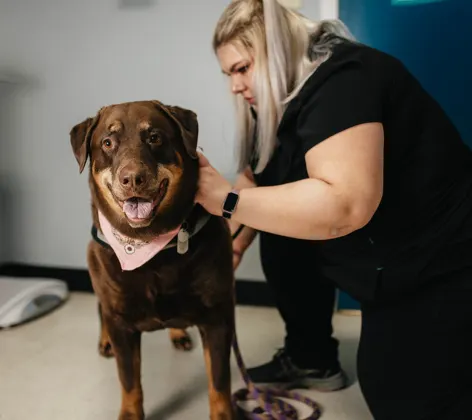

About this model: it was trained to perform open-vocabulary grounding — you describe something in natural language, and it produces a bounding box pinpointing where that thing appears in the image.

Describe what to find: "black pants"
[358,265,472,420]
[259,231,340,370]
[261,231,472,419]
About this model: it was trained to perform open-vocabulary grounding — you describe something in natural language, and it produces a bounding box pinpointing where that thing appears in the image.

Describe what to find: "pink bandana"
[98,211,181,271]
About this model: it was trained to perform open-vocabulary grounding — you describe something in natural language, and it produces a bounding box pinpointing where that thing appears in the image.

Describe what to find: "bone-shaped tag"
[177,228,189,254]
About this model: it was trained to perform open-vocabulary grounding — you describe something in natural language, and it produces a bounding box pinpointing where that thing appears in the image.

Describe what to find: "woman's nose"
[231,77,244,94]
[232,84,242,94]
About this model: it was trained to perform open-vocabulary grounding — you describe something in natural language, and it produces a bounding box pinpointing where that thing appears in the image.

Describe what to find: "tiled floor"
[0,292,372,420]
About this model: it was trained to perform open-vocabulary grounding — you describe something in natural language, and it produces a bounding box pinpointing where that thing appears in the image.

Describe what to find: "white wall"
[0,0,336,280]
[0,80,17,263]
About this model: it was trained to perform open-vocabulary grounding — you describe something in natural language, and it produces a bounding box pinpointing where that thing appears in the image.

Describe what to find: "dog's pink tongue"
[123,199,153,219]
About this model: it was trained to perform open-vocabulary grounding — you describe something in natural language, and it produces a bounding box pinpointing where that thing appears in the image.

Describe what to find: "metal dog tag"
[177,228,189,254]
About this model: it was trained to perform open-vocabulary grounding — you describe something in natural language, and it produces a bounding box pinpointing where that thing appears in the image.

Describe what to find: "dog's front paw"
[98,339,114,358]
[169,328,193,351]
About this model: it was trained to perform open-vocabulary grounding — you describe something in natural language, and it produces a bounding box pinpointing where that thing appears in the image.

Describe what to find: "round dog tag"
[125,244,135,254]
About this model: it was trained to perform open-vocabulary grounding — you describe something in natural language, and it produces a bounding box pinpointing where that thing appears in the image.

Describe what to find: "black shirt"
[251,40,472,302]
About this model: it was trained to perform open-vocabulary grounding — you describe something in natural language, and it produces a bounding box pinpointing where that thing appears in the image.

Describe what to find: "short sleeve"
[296,60,387,154]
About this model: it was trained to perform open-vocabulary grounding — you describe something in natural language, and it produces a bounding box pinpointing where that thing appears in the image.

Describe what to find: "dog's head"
[70,100,199,235]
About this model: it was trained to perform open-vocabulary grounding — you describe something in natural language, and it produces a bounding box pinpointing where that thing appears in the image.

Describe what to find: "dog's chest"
[110,269,213,332]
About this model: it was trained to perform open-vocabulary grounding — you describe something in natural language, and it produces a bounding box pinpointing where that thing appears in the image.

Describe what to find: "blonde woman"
[196,0,472,418]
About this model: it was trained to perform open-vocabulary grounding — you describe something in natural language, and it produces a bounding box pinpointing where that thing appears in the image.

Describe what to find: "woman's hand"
[195,154,258,268]
[232,236,248,270]
[233,249,243,270]
[232,225,258,270]
[195,152,233,216]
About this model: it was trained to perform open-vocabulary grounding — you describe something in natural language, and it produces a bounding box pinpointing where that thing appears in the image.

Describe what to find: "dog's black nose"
[119,164,147,189]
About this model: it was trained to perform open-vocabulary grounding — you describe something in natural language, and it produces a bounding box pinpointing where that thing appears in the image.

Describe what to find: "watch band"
[222,189,240,219]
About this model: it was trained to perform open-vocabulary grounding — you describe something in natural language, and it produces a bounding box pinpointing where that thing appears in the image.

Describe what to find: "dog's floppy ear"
[69,109,102,173]
[152,101,198,159]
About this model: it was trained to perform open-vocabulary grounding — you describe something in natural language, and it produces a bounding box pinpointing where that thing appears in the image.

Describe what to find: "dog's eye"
[102,138,113,150]
[149,133,162,145]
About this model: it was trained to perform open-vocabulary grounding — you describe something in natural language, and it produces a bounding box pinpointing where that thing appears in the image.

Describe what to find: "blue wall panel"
[339,0,472,147]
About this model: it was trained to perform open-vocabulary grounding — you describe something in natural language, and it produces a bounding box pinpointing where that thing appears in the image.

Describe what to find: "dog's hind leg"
[105,318,144,420]
[168,328,193,351]
[98,302,114,358]
[199,322,234,420]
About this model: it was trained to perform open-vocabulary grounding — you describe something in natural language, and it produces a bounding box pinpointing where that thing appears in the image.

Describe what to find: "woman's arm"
[210,122,384,240]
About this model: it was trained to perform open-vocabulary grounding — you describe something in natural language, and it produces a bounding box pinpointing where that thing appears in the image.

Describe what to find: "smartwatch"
[222,189,240,219]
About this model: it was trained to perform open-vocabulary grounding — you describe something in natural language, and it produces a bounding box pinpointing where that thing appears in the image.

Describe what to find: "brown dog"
[70,100,235,420]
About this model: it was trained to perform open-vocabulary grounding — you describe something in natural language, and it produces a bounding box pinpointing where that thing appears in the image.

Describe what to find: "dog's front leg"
[199,322,234,420]
[98,302,114,358]
[106,319,144,420]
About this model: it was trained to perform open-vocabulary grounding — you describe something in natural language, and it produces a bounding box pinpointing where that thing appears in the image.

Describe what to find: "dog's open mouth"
[123,198,155,221]
[115,179,169,223]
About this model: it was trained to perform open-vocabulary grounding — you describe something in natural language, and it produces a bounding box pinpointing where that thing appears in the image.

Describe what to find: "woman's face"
[217,43,256,106]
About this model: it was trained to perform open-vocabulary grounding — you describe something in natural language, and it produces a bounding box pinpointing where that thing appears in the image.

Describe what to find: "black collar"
[91,205,212,253]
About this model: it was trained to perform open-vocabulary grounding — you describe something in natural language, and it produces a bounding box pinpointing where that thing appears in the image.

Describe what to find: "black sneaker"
[246,348,347,392]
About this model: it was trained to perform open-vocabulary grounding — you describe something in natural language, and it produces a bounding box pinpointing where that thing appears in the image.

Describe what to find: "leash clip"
[177,227,189,254]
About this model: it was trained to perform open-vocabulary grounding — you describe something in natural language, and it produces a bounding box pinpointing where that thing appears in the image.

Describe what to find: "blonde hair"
[213,0,355,174]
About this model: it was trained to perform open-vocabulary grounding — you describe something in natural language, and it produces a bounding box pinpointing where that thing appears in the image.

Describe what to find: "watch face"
[223,192,239,212]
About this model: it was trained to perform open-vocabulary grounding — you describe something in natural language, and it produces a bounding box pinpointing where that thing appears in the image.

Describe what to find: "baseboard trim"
[0,263,276,307]
[337,309,362,317]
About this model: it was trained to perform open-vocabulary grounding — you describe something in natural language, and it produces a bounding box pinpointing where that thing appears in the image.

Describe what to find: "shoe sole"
[252,371,348,393]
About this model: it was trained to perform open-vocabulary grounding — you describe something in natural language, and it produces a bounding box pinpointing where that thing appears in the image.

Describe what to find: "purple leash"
[230,226,322,418]
[231,336,323,419]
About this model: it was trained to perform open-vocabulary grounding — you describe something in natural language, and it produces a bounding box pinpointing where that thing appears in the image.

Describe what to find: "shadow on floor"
[339,337,360,387]
[145,373,209,420]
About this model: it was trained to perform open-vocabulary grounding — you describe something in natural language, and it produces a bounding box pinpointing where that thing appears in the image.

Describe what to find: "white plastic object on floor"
[0,276,69,328]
